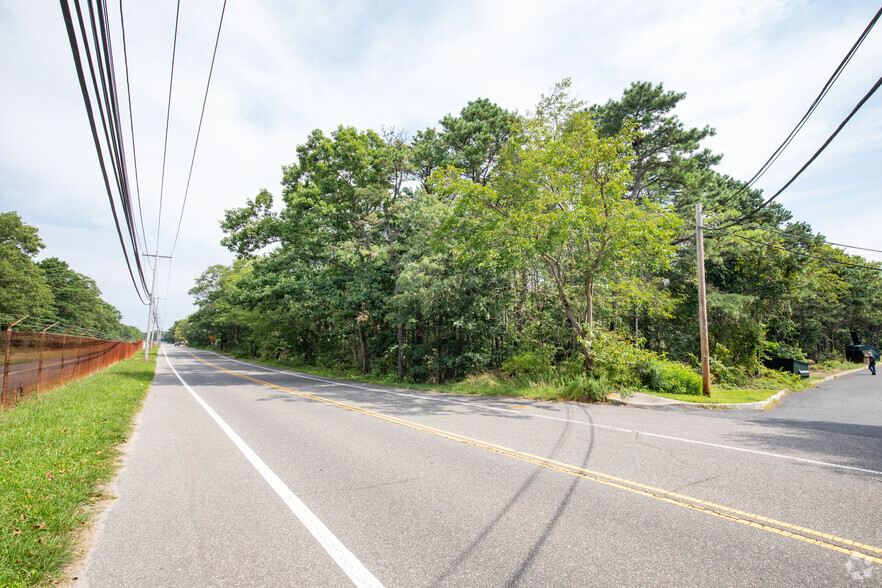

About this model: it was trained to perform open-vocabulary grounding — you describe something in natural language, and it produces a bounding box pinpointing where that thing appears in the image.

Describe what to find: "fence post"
[36,322,59,395]
[59,327,74,383]
[85,333,95,378]
[76,334,84,381]
[2,316,28,406]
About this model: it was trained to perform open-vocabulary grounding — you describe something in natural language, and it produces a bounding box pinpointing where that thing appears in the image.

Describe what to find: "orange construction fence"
[1,328,143,408]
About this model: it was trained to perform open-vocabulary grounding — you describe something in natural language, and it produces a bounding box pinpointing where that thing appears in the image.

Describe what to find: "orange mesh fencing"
[1,330,143,408]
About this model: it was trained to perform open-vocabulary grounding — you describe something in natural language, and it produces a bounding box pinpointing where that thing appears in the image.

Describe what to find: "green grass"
[643,388,782,404]
[639,363,862,404]
[0,351,155,587]
[201,348,858,406]
[208,349,609,401]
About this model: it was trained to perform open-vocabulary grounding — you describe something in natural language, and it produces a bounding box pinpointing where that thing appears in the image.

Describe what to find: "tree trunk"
[514,269,527,333]
[360,328,370,373]
[397,325,404,379]
[543,255,593,371]
[634,307,639,342]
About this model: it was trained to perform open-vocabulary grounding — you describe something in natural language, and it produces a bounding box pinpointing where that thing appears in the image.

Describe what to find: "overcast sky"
[1,0,880,332]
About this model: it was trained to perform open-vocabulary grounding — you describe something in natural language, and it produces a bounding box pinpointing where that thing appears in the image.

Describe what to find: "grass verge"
[0,351,156,587]
[641,388,781,404]
[201,350,609,401]
[196,348,860,406]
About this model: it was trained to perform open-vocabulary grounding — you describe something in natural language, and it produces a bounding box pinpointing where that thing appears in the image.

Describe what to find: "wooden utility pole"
[696,203,711,396]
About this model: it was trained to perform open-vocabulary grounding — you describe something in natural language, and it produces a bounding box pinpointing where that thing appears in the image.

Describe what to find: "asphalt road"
[74,345,882,586]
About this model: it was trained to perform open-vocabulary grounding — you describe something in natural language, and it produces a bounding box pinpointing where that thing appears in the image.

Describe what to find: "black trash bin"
[764,357,810,379]
[845,344,880,364]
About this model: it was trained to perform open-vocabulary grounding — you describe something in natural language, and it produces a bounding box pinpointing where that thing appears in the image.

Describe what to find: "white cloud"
[2,0,880,328]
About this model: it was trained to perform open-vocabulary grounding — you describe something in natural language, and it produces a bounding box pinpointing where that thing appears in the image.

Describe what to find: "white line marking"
[198,351,882,477]
[163,348,384,588]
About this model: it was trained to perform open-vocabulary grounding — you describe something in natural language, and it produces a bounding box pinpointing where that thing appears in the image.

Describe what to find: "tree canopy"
[177,80,881,391]
[0,211,53,317]
[0,211,142,339]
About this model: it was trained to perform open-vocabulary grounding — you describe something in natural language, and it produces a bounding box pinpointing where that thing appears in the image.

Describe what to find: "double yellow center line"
[183,350,882,565]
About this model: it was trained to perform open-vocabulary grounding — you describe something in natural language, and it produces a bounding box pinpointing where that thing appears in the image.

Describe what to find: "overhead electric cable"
[170,0,228,256]
[58,0,148,304]
[72,0,150,295]
[118,0,151,266]
[93,0,151,292]
[711,5,882,213]
[733,222,882,254]
[156,0,183,253]
[707,226,882,272]
[713,73,882,231]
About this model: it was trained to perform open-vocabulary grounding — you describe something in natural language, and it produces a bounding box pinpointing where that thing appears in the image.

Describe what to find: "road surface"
[74,345,882,586]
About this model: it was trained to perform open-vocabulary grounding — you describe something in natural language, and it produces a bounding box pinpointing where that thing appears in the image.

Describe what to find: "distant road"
[75,345,882,586]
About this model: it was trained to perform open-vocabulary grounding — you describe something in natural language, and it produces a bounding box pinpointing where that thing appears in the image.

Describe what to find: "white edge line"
[199,350,882,477]
[163,348,384,588]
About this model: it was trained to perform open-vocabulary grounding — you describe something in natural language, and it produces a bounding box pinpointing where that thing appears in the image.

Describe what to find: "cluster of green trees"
[0,211,143,340]
[171,80,881,389]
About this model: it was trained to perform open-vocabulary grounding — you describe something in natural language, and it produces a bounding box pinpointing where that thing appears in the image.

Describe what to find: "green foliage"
[637,358,702,395]
[437,80,681,368]
[737,367,802,392]
[763,341,806,361]
[38,257,137,339]
[586,328,648,386]
[708,356,739,385]
[180,79,881,398]
[501,345,555,377]
[589,81,720,207]
[559,374,612,402]
[0,213,141,340]
[450,373,515,397]
[0,211,53,317]
[413,98,517,190]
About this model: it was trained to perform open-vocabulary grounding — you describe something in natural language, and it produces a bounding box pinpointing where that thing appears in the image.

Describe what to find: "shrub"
[585,329,647,387]
[501,345,555,377]
[763,341,807,361]
[638,358,702,395]
[709,356,739,385]
[451,373,514,396]
[407,364,430,382]
[560,374,611,402]
[746,366,802,391]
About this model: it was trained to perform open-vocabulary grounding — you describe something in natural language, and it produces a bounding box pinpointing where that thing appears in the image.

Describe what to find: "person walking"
[870,353,877,376]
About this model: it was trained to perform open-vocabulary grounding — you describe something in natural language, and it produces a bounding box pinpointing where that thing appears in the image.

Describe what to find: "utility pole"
[143,253,172,360]
[696,203,711,396]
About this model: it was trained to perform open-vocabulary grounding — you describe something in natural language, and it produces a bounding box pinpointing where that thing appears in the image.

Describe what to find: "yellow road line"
[181,350,882,564]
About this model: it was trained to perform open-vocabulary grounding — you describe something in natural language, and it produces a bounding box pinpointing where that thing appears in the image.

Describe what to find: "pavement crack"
[671,465,742,494]
[634,432,691,469]
[300,477,420,497]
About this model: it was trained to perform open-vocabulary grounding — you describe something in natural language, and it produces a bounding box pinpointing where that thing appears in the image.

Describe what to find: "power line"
[713,73,882,231]
[92,0,151,293]
[156,0,182,255]
[706,226,882,272]
[70,0,150,296]
[170,0,228,257]
[58,0,149,304]
[733,222,882,255]
[118,0,151,268]
[711,5,882,213]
